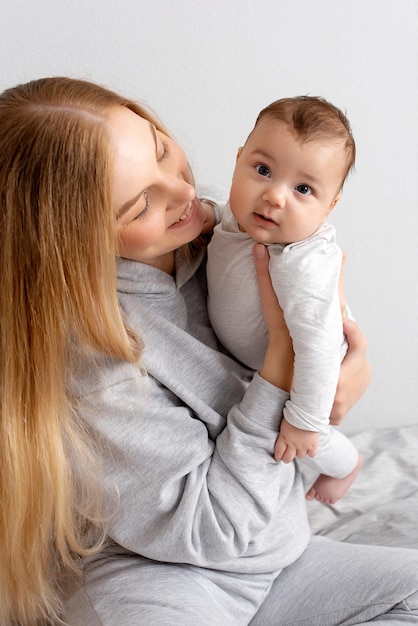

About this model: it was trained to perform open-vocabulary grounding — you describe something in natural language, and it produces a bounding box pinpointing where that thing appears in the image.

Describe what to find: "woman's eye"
[158,140,169,162]
[296,184,312,195]
[156,134,169,162]
[255,164,271,177]
[134,192,150,220]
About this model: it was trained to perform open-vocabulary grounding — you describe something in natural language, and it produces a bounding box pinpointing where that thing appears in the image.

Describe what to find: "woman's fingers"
[330,318,371,424]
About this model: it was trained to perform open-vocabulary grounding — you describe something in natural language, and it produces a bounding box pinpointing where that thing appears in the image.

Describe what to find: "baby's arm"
[269,232,343,435]
[274,418,320,463]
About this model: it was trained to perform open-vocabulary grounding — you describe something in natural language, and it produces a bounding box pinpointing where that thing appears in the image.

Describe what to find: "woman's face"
[108,106,205,271]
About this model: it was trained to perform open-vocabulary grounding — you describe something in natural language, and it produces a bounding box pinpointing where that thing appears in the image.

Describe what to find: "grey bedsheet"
[301,425,418,549]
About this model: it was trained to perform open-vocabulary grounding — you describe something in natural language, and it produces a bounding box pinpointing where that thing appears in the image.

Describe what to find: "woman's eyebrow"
[117,191,144,219]
[148,122,158,153]
[116,122,157,218]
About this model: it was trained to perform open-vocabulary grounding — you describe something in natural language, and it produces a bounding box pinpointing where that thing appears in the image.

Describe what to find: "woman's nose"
[166,174,195,205]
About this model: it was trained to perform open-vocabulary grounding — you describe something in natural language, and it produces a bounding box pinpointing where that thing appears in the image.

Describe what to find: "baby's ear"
[236,147,243,162]
[327,191,342,216]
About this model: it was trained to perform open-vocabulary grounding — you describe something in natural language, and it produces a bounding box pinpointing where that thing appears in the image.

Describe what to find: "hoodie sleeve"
[74,357,309,574]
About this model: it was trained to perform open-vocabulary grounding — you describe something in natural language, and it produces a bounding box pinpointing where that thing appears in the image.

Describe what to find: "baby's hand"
[274,418,320,463]
[199,199,220,234]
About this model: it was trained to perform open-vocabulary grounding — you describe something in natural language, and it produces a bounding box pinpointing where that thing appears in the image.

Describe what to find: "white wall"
[2,0,417,434]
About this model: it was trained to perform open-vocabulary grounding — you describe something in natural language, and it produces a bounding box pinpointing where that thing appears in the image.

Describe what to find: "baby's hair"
[255,96,356,185]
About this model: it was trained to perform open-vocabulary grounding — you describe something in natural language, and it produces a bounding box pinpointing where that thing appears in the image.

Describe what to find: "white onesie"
[207,203,358,478]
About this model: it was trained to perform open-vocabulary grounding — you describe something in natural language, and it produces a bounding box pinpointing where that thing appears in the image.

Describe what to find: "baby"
[207,96,362,503]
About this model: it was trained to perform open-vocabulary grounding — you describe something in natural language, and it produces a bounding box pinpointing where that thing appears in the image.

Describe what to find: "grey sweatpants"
[64,536,418,625]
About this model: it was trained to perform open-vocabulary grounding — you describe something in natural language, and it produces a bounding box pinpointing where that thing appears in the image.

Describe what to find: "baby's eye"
[255,164,271,178]
[296,184,312,195]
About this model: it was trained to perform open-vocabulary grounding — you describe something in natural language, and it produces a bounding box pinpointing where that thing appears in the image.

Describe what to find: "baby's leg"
[305,454,362,503]
[300,427,360,504]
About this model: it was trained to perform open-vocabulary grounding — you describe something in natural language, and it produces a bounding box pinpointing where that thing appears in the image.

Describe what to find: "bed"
[301,425,418,550]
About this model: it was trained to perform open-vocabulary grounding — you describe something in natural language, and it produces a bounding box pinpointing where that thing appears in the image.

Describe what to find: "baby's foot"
[305,456,363,504]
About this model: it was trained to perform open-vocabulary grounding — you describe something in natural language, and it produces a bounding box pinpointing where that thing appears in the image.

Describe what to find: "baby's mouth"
[255,212,275,223]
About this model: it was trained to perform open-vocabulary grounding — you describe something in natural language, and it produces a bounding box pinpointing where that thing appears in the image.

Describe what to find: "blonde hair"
[254,95,356,186]
[0,77,164,624]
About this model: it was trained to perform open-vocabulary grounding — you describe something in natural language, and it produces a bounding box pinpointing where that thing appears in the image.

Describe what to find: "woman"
[0,77,415,626]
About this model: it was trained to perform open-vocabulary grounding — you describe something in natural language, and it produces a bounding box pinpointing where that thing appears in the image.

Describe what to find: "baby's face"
[229,119,346,245]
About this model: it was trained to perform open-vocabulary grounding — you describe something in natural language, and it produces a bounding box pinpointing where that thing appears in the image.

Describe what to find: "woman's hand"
[330,318,371,424]
[331,252,371,424]
[253,244,294,392]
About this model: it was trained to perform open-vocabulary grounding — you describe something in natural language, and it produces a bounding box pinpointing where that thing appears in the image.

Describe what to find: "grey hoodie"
[70,246,311,574]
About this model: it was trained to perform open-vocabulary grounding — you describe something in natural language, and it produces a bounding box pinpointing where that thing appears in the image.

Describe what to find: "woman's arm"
[253,243,371,426]
[330,318,371,424]
[331,249,371,421]
[253,243,294,393]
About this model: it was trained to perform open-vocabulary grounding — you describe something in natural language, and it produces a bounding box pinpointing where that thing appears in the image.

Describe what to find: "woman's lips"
[170,200,195,228]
